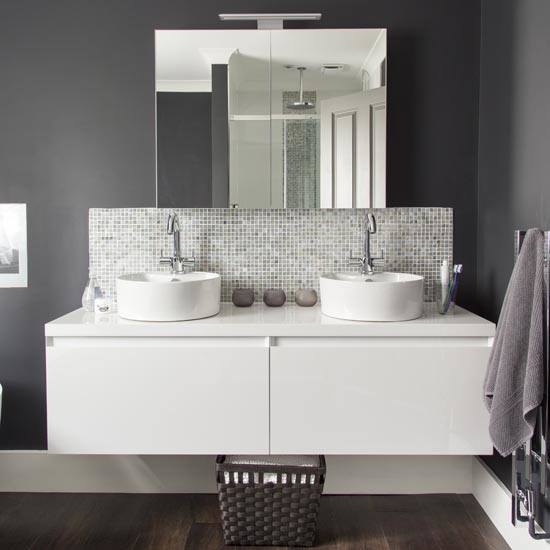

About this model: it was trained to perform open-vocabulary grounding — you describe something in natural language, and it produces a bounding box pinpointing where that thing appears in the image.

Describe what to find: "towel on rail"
[484,228,545,457]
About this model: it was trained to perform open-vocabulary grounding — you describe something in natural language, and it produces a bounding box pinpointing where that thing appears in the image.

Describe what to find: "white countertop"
[45,303,495,338]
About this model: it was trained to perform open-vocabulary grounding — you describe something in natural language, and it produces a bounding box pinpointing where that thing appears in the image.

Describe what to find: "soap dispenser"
[81,271,104,312]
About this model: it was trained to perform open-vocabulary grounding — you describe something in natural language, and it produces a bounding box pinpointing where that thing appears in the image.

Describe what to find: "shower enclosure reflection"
[155,29,387,209]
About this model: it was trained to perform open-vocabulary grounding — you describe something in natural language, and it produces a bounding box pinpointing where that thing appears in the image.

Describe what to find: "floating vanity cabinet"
[45,305,494,456]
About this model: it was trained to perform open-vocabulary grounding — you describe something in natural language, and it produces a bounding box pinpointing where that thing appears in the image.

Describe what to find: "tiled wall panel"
[89,208,452,302]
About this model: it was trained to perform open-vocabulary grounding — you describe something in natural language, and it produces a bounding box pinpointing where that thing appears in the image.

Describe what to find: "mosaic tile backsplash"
[89,208,452,303]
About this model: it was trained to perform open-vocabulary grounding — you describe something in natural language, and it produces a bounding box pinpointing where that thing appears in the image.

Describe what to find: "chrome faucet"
[159,212,195,273]
[349,213,384,276]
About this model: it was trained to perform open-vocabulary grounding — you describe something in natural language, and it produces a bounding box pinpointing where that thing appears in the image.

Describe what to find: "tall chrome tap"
[159,212,195,273]
[349,213,384,276]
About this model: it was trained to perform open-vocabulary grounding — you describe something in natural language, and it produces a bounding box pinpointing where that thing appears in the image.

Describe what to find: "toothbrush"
[449,264,463,304]
[443,264,463,313]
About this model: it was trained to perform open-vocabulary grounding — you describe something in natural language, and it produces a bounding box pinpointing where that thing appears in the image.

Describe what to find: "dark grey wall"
[0,0,482,449]
[383,3,481,309]
[157,92,212,207]
[477,0,550,488]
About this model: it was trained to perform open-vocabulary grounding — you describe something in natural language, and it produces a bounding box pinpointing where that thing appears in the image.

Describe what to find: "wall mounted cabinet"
[45,305,494,456]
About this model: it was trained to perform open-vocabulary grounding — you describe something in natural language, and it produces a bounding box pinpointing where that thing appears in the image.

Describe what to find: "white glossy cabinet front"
[46,328,492,455]
[47,341,269,454]
[270,340,492,455]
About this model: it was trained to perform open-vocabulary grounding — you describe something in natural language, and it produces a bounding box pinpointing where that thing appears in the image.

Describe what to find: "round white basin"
[117,272,221,321]
[320,272,424,322]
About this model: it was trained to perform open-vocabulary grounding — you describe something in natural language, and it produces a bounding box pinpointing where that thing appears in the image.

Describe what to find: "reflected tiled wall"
[89,208,452,303]
[282,91,319,208]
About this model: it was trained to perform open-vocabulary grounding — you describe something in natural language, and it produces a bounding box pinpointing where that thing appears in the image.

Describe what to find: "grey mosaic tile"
[89,208,453,303]
[282,91,319,209]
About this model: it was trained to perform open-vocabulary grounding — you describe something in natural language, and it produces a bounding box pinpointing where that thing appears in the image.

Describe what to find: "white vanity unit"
[45,304,494,456]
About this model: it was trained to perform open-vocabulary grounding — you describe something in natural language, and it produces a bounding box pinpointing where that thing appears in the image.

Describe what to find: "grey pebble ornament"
[232,288,255,307]
[295,288,318,307]
[263,288,286,307]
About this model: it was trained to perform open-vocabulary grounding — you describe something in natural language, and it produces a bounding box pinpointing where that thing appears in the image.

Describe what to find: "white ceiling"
[155,29,386,93]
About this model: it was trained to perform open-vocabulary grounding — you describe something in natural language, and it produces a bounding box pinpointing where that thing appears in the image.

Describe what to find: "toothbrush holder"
[436,283,455,315]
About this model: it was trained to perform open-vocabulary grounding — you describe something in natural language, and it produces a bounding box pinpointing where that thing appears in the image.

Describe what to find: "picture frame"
[0,203,28,288]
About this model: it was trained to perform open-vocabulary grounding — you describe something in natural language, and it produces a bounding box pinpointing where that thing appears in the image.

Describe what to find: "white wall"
[0,453,474,494]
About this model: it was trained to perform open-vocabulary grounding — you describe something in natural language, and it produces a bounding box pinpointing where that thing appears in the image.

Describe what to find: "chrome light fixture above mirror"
[218,13,322,30]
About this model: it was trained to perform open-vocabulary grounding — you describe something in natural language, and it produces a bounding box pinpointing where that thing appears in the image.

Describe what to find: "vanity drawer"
[270,342,492,455]
[47,343,269,454]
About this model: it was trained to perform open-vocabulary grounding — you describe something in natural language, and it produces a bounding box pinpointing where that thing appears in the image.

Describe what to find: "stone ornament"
[295,288,318,307]
[232,288,255,307]
[263,288,286,307]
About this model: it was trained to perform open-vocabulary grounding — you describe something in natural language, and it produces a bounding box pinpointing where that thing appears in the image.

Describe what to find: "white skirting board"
[0,453,473,494]
[472,457,548,549]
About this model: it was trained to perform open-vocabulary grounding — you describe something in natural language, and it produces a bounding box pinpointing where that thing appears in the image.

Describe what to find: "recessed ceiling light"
[321,64,345,74]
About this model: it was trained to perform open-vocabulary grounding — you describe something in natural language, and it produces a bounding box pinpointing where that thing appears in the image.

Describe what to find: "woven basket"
[216,455,326,547]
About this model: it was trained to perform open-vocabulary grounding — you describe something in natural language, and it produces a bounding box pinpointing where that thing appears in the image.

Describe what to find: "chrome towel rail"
[511,230,550,540]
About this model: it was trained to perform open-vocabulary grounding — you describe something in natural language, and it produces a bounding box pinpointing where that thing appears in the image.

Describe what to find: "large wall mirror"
[155,29,387,209]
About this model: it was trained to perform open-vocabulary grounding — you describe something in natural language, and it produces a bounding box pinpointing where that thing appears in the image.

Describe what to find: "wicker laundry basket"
[216,455,326,547]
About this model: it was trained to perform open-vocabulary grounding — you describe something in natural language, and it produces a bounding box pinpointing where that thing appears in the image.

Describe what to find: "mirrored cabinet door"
[155,29,386,209]
[227,33,271,208]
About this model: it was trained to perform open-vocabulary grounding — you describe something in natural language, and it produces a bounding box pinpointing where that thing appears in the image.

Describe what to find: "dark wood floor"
[0,493,509,549]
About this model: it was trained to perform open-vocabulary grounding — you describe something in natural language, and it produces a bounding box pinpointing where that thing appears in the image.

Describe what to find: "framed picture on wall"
[0,203,28,288]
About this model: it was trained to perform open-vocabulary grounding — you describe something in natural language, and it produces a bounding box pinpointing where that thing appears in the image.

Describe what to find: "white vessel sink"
[117,272,220,321]
[320,272,424,322]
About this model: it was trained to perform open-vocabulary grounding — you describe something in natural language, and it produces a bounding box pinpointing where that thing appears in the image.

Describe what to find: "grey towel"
[484,229,545,456]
